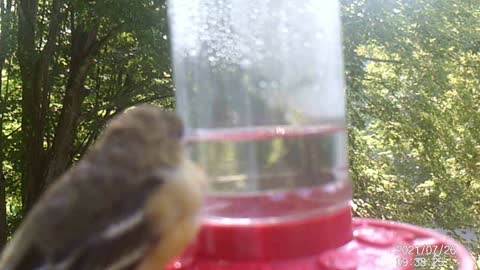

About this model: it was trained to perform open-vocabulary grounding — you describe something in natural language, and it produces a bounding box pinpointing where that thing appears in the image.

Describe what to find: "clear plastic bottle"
[169,0,353,259]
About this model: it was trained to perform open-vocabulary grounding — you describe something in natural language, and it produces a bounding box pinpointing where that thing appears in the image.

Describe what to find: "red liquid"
[197,201,353,261]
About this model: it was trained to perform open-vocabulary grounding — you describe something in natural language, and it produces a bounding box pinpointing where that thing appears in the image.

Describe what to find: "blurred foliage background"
[0,0,478,267]
[342,0,479,266]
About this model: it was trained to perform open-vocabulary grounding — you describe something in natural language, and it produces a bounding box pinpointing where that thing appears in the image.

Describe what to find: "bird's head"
[88,104,187,171]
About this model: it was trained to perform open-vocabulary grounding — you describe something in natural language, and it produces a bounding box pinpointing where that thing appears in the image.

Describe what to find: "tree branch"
[74,93,171,160]
[86,22,126,58]
[41,0,64,57]
[357,55,402,64]
[80,92,174,123]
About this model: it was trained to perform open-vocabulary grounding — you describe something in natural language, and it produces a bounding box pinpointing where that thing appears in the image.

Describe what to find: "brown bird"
[0,104,207,270]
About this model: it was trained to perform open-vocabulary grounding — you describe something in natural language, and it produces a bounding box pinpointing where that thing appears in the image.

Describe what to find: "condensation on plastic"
[169,0,346,130]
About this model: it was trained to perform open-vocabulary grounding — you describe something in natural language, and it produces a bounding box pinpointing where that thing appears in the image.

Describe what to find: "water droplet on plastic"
[254,39,264,46]
[271,81,279,89]
[270,192,287,201]
[259,81,268,88]
[173,261,182,269]
[188,49,198,57]
[275,127,286,134]
[240,59,251,69]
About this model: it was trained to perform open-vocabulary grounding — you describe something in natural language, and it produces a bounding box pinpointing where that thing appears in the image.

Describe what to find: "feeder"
[167,0,476,269]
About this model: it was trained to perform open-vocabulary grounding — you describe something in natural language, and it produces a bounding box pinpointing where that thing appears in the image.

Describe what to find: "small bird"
[0,104,207,270]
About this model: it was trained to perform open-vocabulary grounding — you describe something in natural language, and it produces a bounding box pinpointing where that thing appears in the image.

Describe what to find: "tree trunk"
[0,171,5,250]
[18,0,42,212]
[0,83,6,248]
[0,0,14,248]
[17,0,64,211]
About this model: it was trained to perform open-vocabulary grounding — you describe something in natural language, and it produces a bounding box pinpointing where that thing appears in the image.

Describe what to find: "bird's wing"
[0,161,166,270]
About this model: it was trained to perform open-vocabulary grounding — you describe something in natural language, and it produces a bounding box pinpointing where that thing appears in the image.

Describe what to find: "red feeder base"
[167,210,476,270]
